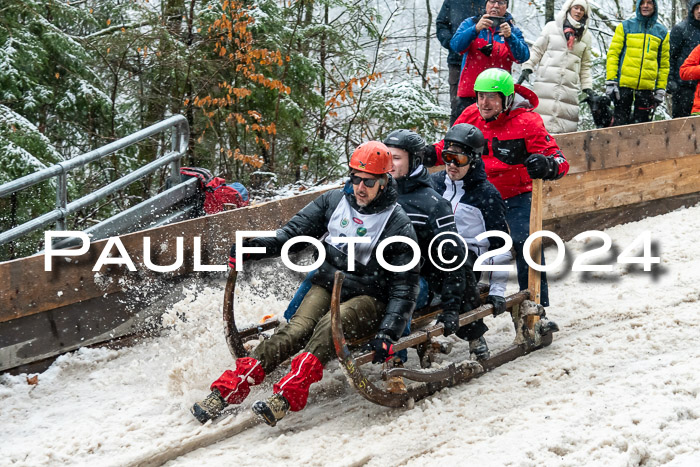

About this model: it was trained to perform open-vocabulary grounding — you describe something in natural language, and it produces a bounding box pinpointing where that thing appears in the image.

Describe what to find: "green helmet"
[474,68,515,113]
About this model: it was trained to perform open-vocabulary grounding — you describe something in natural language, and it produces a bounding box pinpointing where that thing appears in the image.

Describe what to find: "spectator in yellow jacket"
[605,0,670,126]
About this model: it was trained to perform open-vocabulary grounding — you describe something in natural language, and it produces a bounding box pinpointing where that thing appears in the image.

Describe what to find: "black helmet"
[443,124,485,168]
[383,129,427,171]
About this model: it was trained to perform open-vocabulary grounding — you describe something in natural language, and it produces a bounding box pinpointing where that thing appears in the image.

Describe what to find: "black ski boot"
[469,336,490,361]
[539,318,560,334]
[191,389,226,424]
[252,393,290,427]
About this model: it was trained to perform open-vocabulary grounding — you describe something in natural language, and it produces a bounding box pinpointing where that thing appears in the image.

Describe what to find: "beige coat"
[521,0,593,134]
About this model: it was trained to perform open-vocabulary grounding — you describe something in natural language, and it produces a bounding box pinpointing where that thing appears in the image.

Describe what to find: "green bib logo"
[356,227,367,236]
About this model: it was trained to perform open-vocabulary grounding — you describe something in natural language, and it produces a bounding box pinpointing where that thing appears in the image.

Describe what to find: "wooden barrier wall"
[546,117,700,219]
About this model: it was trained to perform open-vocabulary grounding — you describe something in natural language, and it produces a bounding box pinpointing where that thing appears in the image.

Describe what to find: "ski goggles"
[442,149,474,167]
[349,174,381,188]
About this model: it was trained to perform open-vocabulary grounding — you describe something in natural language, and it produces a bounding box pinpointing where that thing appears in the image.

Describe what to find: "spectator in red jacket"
[427,68,569,307]
[448,0,530,124]
[679,43,700,114]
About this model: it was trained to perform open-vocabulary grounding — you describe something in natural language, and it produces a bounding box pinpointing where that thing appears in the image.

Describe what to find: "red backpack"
[180,167,249,215]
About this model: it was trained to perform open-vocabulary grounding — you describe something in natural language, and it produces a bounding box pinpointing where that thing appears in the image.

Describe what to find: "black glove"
[667,80,679,94]
[423,144,438,168]
[517,69,533,85]
[436,309,460,336]
[583,88,595,99]
[525,153,559,180]
[485,295,507,316]
[367,332,395,364]
[228,240,259,268]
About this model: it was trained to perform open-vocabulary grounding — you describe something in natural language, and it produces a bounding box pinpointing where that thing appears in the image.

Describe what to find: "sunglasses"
[350,174,381,188]
[442,150,474,167]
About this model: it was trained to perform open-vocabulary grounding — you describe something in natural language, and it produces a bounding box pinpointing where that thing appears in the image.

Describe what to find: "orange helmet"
[349,141,392,175]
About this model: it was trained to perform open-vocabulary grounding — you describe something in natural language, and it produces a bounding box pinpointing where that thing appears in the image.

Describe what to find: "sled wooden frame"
[329,271,552,408]
[222,268,552,408]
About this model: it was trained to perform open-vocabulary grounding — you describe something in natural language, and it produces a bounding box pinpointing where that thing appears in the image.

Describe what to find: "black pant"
[456,251,487,341]
[451,96,477,126]
[671,87,695,118]
[612,87,655,126]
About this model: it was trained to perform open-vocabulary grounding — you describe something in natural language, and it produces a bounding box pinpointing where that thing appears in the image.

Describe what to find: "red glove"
[228,241,255,268]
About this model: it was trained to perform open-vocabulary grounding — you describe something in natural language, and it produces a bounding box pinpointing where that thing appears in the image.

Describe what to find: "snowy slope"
[2,204,700,466]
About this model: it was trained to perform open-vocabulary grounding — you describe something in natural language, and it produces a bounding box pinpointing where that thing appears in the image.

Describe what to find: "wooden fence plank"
[555,116,700,174]
[543,154,700,219]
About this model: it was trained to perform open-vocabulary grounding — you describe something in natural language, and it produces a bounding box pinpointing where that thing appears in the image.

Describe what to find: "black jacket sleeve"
[669,24,684,86]
[436,0,453,50]
[427,200,466,313]
[377,218,420,341]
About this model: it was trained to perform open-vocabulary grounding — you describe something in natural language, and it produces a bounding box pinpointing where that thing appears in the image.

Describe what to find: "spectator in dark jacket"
[669,0,700,118]
[436,0,487,124]
[191,141,419,427]
[449,0,529,124]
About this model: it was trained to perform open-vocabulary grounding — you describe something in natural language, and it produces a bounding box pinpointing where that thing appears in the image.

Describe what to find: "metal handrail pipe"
[0,209,65,246]
[0,149,185,247]
[0,115,188,198]
[66,149,186,214]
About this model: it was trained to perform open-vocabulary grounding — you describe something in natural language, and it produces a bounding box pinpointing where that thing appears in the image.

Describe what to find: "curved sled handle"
[330,271,412,408]
[223,268,249,359]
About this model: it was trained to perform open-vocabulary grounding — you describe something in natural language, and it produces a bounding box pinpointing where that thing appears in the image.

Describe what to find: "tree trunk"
[423,0,432,89]
[672,0,677,26]
[546,0,555,22]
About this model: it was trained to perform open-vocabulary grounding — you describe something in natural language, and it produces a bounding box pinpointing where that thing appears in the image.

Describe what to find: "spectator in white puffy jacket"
[517,0,594,134]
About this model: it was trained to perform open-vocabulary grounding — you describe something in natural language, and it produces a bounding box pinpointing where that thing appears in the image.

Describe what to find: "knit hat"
[570,0,588,11]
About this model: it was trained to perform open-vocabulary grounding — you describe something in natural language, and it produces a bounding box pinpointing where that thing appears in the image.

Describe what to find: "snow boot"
[191,357,266,423]
[190,389,226,424]
[469,336,490,361]
[210,356,265,405]
[252,393,290,427]
[539,318,560,335]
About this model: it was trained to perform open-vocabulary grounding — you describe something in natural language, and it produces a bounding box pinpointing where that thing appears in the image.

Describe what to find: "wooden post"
[527,178,543,328]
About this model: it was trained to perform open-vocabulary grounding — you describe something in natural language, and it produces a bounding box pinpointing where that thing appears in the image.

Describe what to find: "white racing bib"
[325,196,396,265]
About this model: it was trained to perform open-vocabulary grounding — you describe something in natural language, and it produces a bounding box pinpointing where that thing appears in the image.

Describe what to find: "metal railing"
[0,115,189,247]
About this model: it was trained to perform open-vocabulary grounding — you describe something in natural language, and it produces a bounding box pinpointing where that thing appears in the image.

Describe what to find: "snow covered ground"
[2,203,700,466]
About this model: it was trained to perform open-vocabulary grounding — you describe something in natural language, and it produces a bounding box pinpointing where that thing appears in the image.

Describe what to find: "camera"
[486,16,506,30]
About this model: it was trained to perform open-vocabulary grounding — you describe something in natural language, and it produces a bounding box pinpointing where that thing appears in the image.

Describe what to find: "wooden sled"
[221,268,554,408]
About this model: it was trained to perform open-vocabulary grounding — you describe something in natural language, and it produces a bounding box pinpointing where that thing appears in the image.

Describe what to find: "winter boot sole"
[252,400,281,427]
[190,403,216,424]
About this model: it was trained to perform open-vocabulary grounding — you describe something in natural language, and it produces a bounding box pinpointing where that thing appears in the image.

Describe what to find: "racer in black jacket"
[384,129,480,338]
[191,141,419,427]
[431,123,510,360]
